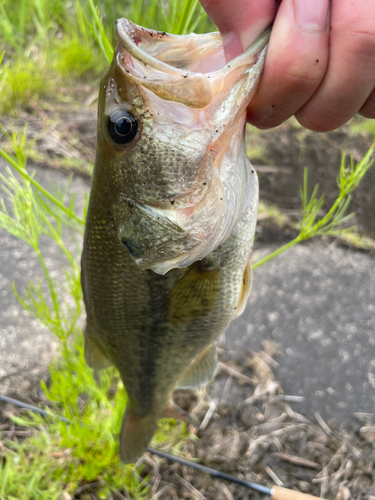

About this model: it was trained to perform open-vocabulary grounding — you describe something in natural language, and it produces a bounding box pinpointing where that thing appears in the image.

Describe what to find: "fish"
[81,18,270,463]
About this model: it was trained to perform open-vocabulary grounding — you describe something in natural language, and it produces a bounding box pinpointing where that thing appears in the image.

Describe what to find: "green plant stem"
[176,0,196,34]
[61,338,75,388]
[254,190,349,270]
[309,191,343,236]
[0,147,85,226]
[85,0,113,63]
[252,236,302,270]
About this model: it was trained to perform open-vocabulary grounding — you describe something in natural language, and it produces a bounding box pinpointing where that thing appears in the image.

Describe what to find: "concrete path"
[0,160,374,426]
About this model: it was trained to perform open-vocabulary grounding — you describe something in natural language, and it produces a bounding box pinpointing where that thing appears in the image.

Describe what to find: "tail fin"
[120,409,158,464]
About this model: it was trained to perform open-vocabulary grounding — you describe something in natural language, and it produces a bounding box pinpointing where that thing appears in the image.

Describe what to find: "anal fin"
[175,342,218,389]
[84,328,111,370]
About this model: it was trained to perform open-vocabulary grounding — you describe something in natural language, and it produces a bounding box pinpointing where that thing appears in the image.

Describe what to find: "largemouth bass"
[81,18,270,463]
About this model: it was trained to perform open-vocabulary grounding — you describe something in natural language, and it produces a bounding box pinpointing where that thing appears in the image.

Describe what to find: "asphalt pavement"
[0,159,89,404]
[229,242,375,427]
[0,159,374,427]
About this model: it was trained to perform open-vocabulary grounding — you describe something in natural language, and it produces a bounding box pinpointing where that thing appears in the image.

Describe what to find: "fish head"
[95,18,270,274]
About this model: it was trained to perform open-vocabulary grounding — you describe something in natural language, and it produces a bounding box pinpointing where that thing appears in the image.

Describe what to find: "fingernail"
[295,0,330,31]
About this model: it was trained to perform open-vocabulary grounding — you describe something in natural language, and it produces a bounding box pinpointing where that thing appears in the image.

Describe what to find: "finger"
[359,89,375,119]
[247,0,330,129]
[296,0,375,131]
[199,0,276,61]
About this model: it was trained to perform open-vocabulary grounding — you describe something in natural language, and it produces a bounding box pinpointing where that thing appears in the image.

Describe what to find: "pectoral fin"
[168,265,221,325]
[175,342,218,389]
[84,329,111,370]
[235,261,252,318]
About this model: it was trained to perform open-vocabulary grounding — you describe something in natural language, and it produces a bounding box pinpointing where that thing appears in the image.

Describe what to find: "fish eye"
[108,110,138,144]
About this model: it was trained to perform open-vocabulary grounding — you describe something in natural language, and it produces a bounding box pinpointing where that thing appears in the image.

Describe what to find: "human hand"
[200,0,375,132]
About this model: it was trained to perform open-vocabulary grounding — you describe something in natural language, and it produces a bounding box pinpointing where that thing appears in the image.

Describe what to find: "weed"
[338,231,375,251]
[253,146,374,269]
[0,58,51,114]
[54,36,105,79]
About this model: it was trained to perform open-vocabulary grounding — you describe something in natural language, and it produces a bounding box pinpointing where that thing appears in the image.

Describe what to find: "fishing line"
[0,393,323,499]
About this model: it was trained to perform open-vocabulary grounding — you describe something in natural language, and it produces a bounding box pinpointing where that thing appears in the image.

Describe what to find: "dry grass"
[122,342,375,500]
[1,342,374,499]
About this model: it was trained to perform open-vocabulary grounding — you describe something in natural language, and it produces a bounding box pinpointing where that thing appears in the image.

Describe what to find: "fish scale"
[123,136,207,203]
[81,18,270,462]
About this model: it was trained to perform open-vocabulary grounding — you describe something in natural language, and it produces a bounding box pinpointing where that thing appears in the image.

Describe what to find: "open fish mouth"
[108,20,270,274]
[115,18,270,110]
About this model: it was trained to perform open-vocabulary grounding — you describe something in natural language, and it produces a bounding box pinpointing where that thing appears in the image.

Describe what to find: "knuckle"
[346,31,375,61]
[333,16,375,61]
[282,62,325,93]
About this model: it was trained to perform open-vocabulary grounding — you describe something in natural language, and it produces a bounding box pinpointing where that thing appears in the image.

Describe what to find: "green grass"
[0,59,50,113]
[0,432,66,500]
[7,337,150,499]
[0,0,214,115]
[246,124,275,165]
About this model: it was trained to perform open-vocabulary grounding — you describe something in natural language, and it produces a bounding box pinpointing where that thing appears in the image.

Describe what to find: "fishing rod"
[0,393,324,500]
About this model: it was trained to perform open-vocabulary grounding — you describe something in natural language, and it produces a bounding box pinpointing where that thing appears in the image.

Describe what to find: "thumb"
[200,0,277,61]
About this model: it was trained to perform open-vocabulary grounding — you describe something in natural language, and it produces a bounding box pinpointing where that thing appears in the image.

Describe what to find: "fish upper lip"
[116,18,271,79]
[115,18,271,109]
[116,18,197,79]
